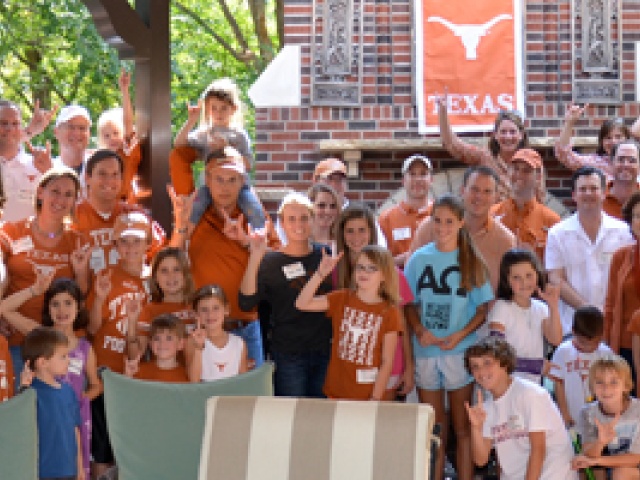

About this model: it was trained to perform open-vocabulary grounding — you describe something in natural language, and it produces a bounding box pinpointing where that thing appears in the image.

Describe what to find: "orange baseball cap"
[312,158,347,182]
[512,148,543,169]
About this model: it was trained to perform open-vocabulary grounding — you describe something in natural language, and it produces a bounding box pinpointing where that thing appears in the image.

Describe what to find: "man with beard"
[602,140,640,219]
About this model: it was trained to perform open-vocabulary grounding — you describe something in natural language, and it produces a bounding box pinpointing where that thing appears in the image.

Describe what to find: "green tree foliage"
[0,0,281,148]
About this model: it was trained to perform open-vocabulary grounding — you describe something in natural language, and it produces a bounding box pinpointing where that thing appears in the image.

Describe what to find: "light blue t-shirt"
[404,242,494,358]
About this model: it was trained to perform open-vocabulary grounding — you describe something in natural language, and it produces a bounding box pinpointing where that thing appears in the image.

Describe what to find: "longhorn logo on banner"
[416,0,524,134]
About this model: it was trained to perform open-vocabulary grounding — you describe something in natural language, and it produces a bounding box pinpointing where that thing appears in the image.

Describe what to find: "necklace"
[32,219,63,239]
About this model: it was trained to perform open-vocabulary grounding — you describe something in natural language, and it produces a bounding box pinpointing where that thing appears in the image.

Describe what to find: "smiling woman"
[0,166,91,390]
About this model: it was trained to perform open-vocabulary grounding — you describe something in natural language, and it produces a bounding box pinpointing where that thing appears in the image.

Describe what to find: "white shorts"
[415,354,473,391]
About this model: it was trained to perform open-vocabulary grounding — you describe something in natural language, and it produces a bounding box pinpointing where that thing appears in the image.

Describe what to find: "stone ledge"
[317,136,598,152]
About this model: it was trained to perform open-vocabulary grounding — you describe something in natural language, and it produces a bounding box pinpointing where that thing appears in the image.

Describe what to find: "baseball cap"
[512,148,542,169]
[56,105,92,128]
[204,146,246,175]
[402,154,433,174]
[312,158,347,182]
[113,212,151,240]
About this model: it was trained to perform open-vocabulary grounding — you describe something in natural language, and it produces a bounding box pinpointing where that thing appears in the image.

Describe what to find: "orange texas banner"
[416,0,524,134]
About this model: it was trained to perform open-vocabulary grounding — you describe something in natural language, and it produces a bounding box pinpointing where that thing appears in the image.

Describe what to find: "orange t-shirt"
[137,302,197,337]
[133,361,189,383]
[378,201,432,258]
[188,206,280,321]
[72,199,166,273]
[116,140,142,203]
[88,264,149,373]
[0,219,88,346]
[0,336,14,401]
[169,146,199,195]
[490,198,561,262]
[323,289,402,400]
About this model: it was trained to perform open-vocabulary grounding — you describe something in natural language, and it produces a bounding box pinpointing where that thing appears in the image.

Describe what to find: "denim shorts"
[415,354,473,391]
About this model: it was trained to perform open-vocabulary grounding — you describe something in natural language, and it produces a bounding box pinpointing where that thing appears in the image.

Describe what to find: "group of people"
[1,74,640,480]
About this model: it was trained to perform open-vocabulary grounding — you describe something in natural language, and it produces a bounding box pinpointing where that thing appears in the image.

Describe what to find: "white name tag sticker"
[282,262,306,280]
[90,248,106,273]
[356,367,378,384]
[68,357,83,376]
[108,248,120,265]
[392,227,411,241]
[12,236,34,254]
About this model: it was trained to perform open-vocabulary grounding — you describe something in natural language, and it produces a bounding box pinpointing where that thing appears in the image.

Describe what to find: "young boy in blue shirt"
[22,327,83,480]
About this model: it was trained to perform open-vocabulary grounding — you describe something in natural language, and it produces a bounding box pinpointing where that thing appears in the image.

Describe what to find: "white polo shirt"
[545,212,633,334]
[0,150,42,222]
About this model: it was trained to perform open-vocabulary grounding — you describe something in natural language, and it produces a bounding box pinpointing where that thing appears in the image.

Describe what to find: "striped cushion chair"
[199,396,437,480]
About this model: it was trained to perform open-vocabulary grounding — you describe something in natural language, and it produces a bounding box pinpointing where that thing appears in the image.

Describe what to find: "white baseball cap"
[56,105,92,128]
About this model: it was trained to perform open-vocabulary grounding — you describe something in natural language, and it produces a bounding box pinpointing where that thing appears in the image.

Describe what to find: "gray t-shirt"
[187,126,253,166]
[578,398,640,455]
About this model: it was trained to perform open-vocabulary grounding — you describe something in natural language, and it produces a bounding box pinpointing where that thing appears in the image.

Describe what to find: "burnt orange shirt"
[88,264,149,373]
[324,290,402,400]
[133,361,189,383]
[378,201,432,259]
[116,139,142,203]
[602,183,640,220]
[169,146,199,195]
[0,336,14,401]
[490,198,561,262]
[188,206,280,322]
[0,219,87,346]
[72,199,166,273]
[137,302,197,337]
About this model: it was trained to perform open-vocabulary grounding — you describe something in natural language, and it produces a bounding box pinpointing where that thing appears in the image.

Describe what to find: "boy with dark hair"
[549,306,613,427]
[464,337,576,480]
[23,327,83,480]
[125,314,189,383]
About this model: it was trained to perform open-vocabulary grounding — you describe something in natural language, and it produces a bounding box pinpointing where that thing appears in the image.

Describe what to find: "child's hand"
[538,283,560,307]
[124,297,142,324]
[207,133,228,151]
[186,100,202,124]
[541,359,560,377]
[26,140,52,174]
[397,365,415,396]
[191,319,206,350]
[415,325,440,348]
[94,269,112,300]
[20,361,34,388]
[31,265,55,296]
[118,68,131,92]
[316,248,343,278]
[124,354,141,378]
[594,414,619,446]
[464,389,486,428]
[439,330,465,351]
[70,239,93,276]
[571,454,596,470]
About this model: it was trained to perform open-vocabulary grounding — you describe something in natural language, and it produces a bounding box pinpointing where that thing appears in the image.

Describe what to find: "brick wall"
[255,0,640,214]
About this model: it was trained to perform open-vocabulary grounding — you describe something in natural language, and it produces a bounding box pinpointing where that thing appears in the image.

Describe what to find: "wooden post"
[82,0,172,231]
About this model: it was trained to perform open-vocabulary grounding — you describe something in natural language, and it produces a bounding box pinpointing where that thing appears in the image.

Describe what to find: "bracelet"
[127,337,139,344]
[175,226,188,234]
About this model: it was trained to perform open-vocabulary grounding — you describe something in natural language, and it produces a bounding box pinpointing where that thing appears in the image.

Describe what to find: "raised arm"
[0,269,54,335]
[465,389,492,466]
[238,228,267,310]
[173,100,202,147]
[88,270,112,336]
[538,284,563,346]
[295,250,342,312]
[118,69,135,140]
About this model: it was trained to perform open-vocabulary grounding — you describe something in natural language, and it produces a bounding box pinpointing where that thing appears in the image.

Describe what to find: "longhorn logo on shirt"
[25,261,65,277]
[215,362,227,372]
[427,14,512,60]
[338,307,383,365]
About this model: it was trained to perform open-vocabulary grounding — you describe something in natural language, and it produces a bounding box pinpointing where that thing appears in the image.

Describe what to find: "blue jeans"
[272,350,329,398]
[10,345,23,392]
[190,183,266,229]
[230,320,264,368]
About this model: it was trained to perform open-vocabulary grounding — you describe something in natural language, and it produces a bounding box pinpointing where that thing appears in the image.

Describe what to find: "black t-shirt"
[238,244,332,354]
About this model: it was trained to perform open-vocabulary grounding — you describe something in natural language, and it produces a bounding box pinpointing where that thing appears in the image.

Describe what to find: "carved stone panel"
[311,0,362,106]
[571,0,621,104]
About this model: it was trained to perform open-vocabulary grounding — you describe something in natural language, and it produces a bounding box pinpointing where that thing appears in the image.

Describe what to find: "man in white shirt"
[546,166,634,335]
[53,105,93,177]
[0,100,51,222]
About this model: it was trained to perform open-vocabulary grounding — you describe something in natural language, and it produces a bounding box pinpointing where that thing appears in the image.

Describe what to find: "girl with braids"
[404,193,494,480]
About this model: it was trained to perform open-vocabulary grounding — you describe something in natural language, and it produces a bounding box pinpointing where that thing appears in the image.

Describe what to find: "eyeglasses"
[355,264,379,273]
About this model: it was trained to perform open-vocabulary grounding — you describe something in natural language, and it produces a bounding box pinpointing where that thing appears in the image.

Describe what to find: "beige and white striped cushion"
[198,396,435,480]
